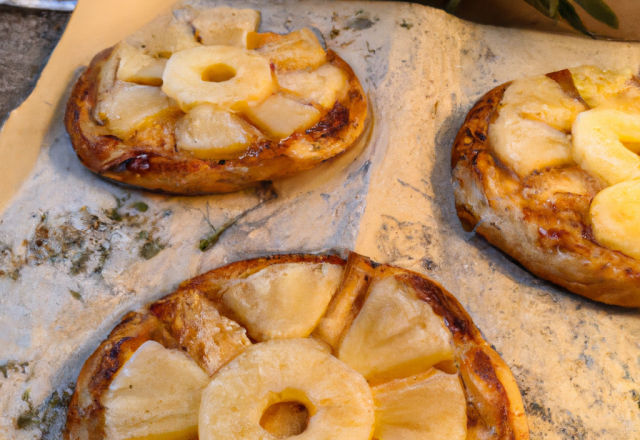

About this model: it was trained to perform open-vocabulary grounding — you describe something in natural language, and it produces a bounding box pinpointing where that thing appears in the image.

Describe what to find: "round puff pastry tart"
[452,66,640,307]
[65,6,367,194]
[64,252,529,440]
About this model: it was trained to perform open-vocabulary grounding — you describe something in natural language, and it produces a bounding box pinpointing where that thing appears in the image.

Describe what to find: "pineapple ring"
[572,108,640,187]
[198,338,375,440]
[64,6,368,194]
[162,46,274,111]
[452,67,640,307]
[590,179,640,260]
[64,253,529,440]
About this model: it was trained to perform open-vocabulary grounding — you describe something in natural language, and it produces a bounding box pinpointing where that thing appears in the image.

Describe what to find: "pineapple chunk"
[502,75,586,131]
[162,45,273,111]
[489,105,575,177]
[112,42,168,87]
[221,263,343,341]
[96,81,171,137]
[199,338,375,440]
[590,179,640,260]
[372,368,467,440]
[489,75,587,176]
[276,63,347,108]
[191,7,260,47]
[125,14,200,58]
[150,289,251,376]
[570,65,636,108]
[103,340,210,440]
[176,105,262,159]
[244,93,321,138]
[337,276,454,383]
[572,108,640,186]
[256,28,327,71]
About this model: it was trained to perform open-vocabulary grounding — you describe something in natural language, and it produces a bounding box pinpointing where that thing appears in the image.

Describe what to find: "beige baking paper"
[0,0,638,439]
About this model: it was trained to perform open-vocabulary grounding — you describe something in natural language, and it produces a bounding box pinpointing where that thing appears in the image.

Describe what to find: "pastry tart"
[452,66,640,307]
[65,6,367,194]
[64,252,528,440]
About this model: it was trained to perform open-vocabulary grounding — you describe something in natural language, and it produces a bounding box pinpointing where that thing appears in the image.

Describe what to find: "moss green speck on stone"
[140,239,165,260]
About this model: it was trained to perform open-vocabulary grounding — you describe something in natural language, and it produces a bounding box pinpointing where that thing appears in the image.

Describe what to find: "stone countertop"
[0,6,69,124]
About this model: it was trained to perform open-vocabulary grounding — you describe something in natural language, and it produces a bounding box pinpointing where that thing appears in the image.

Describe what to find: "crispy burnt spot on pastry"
[64,252,528,440]
[452,66,640,307]
[64,7,368,195]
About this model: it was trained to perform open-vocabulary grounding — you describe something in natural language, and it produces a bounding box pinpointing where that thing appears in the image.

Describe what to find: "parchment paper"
[0,1,638,439]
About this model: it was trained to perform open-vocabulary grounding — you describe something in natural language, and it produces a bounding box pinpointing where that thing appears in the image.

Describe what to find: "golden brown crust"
[65,252,528,440]
[64,48,368,195]
[452,71,640,307]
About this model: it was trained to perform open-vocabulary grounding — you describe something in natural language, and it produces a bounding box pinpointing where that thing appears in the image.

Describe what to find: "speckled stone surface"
[0,6,69,124]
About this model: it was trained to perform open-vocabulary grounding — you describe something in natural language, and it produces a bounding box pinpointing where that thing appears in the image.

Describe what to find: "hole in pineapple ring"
[201,63,237,83]
[259,388,315,438]
[259,401,310,438]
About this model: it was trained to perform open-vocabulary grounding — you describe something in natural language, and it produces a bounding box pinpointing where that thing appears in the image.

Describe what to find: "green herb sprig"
[445,0,619,37]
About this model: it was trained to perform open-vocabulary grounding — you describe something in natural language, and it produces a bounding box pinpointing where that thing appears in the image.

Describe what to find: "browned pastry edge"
[64,49,368,195]
[451,70,640,307]
[64,252,529,440]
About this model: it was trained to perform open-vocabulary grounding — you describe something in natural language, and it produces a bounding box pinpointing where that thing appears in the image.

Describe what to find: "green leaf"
[573,0,619,29]
[445,0,463,14]
[523,0,556,18]
[558,0,594,37]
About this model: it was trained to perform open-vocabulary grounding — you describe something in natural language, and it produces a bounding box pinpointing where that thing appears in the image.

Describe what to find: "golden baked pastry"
[452,66,640,307]
[64,252,529,440]
[65,6,367,194]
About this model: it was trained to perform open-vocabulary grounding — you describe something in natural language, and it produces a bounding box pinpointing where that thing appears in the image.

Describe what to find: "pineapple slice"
[570,65,636,108]
[255,28,327,71]
[590,179,640,260]
[243,93,321,138]
[502,75,586,132]
[191,7,260,47]
[337,276,454,383]
[176,105,263,159]
[276,63,347,109]
[221,263,343,341]
[162,45,273,111]
[103,340,210,440]
[199,338,375,440]
[125,14,200,58]
[490,105,575,177]
[372,368,467,440]
[572,108,640,186]
[96,81,171,137]
[113,42,167,87]
[489,75,586,176]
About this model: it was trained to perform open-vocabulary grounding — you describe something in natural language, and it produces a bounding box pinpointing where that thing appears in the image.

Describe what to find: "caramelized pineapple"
[199,338,375,440]
[162,45,273,111]
[243,93,322,138]
[337,276,455,383]
[95,81,172,137]
[176,105,264,159]
[277,63,347,109]
[489,75,586,176]
[103,341,210,440]
[590,179,640,260]
[255,28,326,71]
[191,7,260,47]
[221,263,343,341]
[372,368,467,440]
